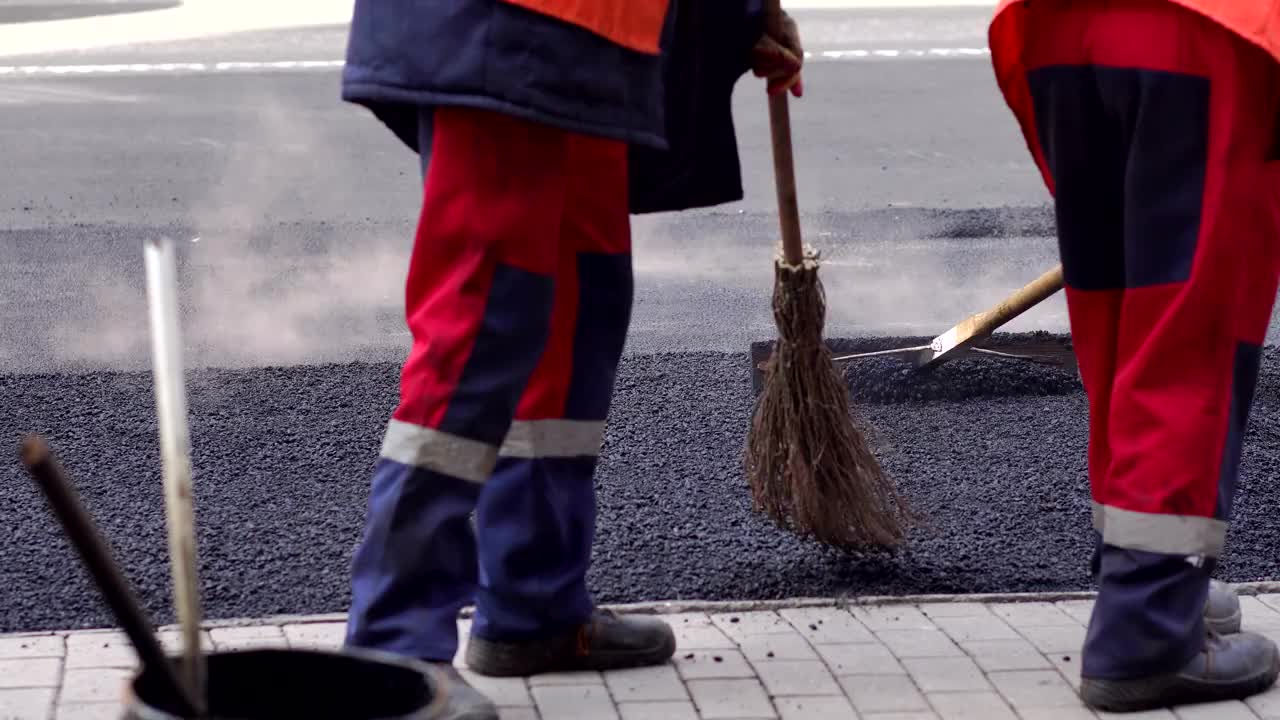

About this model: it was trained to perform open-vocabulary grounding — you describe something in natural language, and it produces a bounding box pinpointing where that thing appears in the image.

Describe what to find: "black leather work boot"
[465,609,677,677]
[1080,631,1280,713]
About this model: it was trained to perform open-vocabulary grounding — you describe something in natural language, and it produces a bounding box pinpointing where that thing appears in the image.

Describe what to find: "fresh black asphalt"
[6,336,1280,633]
[4,13,1280,634]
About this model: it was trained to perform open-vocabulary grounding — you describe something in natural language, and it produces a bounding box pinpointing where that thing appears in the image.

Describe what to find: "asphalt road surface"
[4,8,1280,633]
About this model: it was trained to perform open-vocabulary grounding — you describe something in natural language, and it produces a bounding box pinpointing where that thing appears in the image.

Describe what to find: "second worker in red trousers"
[989,0,1280,712]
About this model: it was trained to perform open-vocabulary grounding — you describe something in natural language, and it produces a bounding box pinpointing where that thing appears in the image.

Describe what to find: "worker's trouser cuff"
[1082,542,1211,680]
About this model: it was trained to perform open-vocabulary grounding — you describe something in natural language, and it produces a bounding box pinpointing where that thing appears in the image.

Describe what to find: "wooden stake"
[143,236,206,715]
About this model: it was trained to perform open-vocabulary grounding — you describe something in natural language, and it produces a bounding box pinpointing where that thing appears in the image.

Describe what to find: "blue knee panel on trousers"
[1027,65,1209,291]
[566,252,633,420]
[345,459,482,662]
[472,456,598,641]
[1217,342,1263,522]
[1084,540,1210,680]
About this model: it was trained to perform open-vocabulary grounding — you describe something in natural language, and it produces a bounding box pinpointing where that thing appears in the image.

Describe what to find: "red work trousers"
[345,106,633,662]
[992,0,1280,678]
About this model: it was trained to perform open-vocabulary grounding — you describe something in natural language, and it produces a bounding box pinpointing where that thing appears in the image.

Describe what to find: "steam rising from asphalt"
[45,89,416,371]
[35,87,1064,371]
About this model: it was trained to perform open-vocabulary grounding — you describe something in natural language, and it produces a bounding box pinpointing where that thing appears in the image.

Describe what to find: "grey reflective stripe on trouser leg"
[498,419,607,459]
[1092,501,1228,558]
[379,418,499,483]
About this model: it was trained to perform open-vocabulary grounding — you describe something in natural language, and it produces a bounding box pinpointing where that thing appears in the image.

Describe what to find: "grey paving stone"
[874,629,963,658]
[1048,653,1084,690]
[673,622,736,650]
[59,668,132,705]
[281,621,346,650]
[774,695,858,720]
[988,670,1080,708]
[1247,685,1280,718]
[56,703,120,720]
[992,602,1078,628]
[918,603,992,619]
[1056,601,1096,626]
[1095,710,1176,720]
[617,700,699,720]
[710,611,793,641]
[64,632,136,669]
[0,635,63,659]
[926,690,1018,719]
[1018,625,1086,655]
[1016,707,1098,719]
[862,713,941,720]
[686,678,777,719]
[752,660,842,697]
[815,642,905,676]
[839,674,930,713]
[0,658,59,688]
[901,657,991,693]
[778,607,876,644]
[963,638,1054,673]
[675,650,755,680]
[931,614,1021,643]
[1239,597,1280,630]
[532,684,619,720]
[1172,700,1260,719]
[498,708,539,720]
[738,632,819,662]
[457,669,533,707]
[208,625,286,651]
[528,671,602,687]
[604,665,688,703]
[0,688,55,720]
[855,606,938,632]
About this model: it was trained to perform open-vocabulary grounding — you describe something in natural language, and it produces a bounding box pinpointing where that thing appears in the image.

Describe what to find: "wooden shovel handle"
[958,264,1065,342]
[765,0,804,266]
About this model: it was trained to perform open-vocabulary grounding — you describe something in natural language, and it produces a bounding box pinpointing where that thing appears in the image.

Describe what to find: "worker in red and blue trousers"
[989,0,1280,711]
[337,1,805,718]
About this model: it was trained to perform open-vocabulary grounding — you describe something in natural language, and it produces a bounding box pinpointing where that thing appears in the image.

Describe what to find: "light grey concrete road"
[0,7,1083,373]
[0,7,1079,373]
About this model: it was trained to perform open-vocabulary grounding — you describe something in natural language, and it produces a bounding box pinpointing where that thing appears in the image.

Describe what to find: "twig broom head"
[745,247,914,549]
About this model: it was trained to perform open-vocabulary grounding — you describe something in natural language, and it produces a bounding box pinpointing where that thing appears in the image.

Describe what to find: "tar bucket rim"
[122,646,451,720]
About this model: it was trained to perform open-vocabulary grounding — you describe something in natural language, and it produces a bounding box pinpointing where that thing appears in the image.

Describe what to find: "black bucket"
[122,647,449,719]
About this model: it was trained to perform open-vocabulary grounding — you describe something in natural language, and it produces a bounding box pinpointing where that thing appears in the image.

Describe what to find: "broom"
[744,10,913,548]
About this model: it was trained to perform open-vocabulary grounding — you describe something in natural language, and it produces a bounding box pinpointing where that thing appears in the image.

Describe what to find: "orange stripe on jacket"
[993,0,1280,67]
[501,0,671,55]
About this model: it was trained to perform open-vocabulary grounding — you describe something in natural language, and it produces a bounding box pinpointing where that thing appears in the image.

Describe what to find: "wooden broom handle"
[766,0,804,266]
[956,264,1065,342]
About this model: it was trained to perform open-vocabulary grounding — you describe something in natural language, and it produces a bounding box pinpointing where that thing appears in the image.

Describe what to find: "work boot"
[465,609,677,677]
[1080,631,1280,713]
[432,664,500,720]
[1205,579,1242,635]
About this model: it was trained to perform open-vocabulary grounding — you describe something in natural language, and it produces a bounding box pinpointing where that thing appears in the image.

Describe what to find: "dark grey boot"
[465,609,676,677]
[1205,580,1242,635]
[1080,631,1280,713]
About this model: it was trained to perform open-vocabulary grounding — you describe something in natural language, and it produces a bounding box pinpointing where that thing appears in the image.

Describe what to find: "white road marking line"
[0,48,989,78]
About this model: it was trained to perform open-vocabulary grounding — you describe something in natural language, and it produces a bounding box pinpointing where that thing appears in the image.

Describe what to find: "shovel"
[833,263,1067,369]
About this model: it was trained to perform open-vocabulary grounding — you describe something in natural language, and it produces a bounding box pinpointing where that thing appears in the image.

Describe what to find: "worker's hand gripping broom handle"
[926,263,1065,362]
[765,0,805,267]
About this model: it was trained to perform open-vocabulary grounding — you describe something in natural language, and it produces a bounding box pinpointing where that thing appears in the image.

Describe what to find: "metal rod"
[20,436,199,717]
[830,346,930,363]
[143,236,206,715]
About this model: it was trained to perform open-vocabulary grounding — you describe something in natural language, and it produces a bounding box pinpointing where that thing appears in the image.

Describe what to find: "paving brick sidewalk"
[7,595,1280,720]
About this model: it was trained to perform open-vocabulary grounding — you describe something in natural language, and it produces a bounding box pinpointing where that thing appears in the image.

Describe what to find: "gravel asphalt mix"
[5,335,1280,634]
